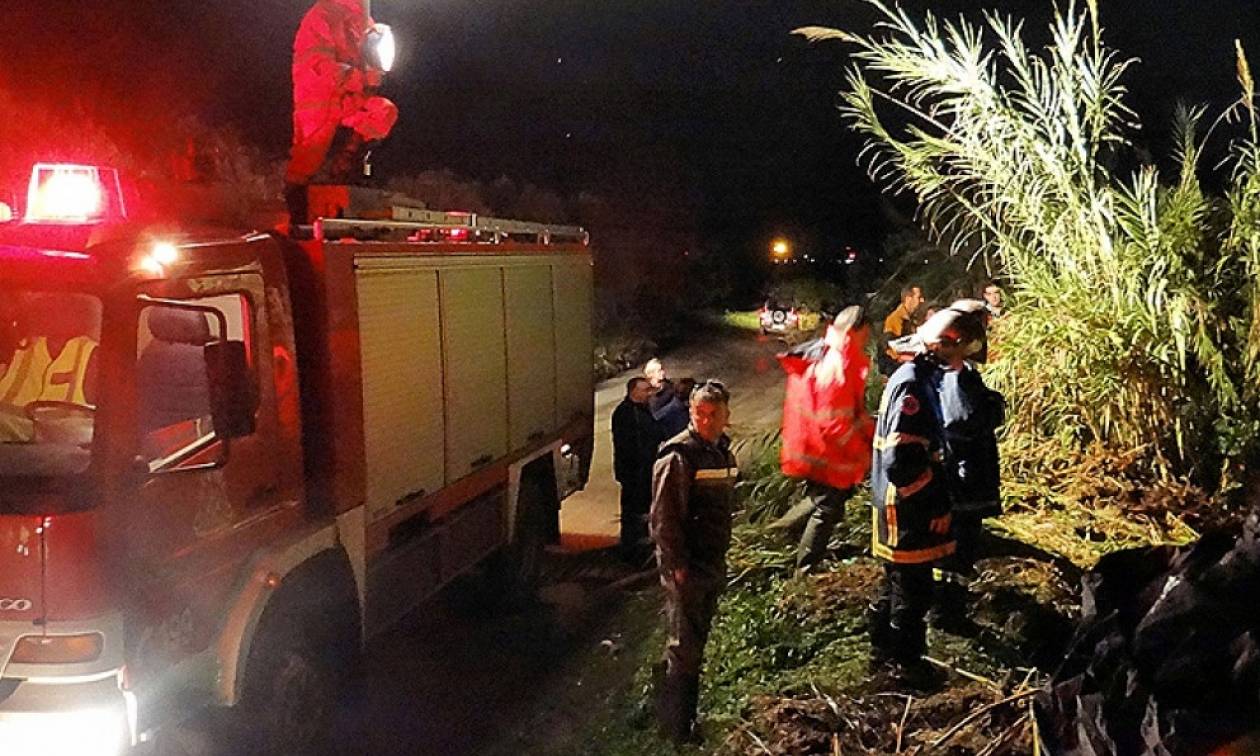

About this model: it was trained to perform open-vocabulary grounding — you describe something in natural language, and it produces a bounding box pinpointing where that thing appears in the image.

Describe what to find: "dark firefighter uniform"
[869,353,955,662]
[649,428,739,742]
[940,364,1004,571]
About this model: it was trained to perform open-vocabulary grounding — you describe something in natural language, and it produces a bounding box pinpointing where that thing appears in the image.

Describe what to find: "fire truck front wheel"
[239,552,359,754]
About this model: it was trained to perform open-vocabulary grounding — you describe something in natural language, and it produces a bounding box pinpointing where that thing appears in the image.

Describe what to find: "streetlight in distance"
[771,238,791,263]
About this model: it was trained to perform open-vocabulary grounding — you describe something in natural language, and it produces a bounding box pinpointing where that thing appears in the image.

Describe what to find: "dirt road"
[328,328,791,756]
[561,329,790,548]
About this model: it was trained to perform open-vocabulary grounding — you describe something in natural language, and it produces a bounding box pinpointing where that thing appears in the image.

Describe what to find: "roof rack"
[301,187,587,245]
[312,215,588,245]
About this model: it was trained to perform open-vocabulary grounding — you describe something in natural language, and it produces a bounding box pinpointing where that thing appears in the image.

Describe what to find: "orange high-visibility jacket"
[778,324,874,489]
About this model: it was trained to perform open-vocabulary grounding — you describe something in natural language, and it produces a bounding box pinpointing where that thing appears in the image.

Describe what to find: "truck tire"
[487,474,552,607]
[239,554,358,754]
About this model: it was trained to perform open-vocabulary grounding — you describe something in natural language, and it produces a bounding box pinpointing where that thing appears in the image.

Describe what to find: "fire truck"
[0,165,594,754]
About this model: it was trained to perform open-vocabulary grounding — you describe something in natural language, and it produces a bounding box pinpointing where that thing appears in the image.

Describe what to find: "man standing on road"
[645,358,676,415]
[650,380,738,744]
[880,285,924,376]
[778,306,876,570]
[612,377,660,561]
[868,309,974,684]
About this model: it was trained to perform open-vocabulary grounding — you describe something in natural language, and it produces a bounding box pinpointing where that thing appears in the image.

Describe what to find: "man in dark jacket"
[868,309,977,683]
[650,380,738,743]
[612,377,660,559]
[645,358,677,415]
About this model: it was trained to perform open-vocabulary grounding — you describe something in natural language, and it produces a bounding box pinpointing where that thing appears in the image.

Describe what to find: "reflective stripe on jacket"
[869,355,955,564]
[650,430,738,584]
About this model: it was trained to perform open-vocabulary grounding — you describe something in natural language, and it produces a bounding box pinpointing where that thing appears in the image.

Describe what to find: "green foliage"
[764,278,846,312]
[823,1,1260,490]
[731,430,807,525]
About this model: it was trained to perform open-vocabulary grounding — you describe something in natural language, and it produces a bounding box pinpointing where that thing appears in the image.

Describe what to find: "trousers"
[870,562,934,661]
[657,576,722,741]
[795,482,856,568]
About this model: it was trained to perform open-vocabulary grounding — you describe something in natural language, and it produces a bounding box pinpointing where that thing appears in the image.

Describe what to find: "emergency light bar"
[25,163,125,224]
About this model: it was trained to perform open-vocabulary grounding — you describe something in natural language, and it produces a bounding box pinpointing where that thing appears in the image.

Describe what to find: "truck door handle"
[471,454,494,469]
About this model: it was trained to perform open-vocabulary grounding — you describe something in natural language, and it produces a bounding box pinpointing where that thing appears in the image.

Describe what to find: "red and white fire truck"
[0,165,594,754]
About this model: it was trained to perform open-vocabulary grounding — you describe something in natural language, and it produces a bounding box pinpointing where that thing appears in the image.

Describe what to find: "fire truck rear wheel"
[489,474,552,607]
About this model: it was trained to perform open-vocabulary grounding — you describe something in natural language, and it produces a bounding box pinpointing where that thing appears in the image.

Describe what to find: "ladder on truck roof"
[301,187,588,246]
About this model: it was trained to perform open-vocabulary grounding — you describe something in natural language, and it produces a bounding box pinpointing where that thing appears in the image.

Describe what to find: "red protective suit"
[285,0,398,185]
[778,322,875,489]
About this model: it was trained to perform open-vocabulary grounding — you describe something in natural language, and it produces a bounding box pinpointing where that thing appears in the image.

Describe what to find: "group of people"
[880,281,1003,375]
[611,358,698,561]
[612,282,1005,744]
[610,358,737,743]
[788,285,1005,687]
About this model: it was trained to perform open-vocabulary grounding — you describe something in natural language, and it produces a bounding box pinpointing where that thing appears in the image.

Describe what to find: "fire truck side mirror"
[205,341,257,439]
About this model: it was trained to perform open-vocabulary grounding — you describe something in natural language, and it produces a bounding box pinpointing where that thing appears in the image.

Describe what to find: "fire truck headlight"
[366,23,396,72]
[0,706,128,756]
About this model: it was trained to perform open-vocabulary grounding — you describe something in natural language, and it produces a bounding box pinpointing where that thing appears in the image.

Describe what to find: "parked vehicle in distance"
[759,300,800,335]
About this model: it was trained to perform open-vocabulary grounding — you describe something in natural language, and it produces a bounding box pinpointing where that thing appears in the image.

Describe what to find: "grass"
[567,440,1081,755]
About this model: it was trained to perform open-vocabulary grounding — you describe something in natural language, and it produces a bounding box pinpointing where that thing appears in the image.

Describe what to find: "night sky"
[3,0,1259,262]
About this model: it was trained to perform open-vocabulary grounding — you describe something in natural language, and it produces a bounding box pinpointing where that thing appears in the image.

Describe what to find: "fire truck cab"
[0,165,594,754]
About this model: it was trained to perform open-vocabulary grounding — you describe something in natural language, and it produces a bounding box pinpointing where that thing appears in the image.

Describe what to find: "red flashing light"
[448,227,469,241]
[24,163,125,224]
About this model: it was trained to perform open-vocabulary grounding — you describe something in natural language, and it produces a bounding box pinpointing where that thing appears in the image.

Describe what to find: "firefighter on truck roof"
[285,0,398,214]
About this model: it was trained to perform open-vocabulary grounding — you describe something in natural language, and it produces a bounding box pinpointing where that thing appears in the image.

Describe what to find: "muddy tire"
[486,475,553,608]
[239,552,358,755]
[241,620,336,755]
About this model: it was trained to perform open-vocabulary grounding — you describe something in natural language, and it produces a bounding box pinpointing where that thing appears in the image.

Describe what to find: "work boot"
[657,674,699,745]
[888,655,946,691]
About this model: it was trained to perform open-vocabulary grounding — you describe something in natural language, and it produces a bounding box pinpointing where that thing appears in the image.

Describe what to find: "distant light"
[556,57,564,64]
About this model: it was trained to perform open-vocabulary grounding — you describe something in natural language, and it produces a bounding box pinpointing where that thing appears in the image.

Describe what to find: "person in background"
[868,308,978,685]
[612,377,661,561]
[650,380,738,744]
[654,377,697,439]
[778,306,876,570]
[645,357,676,415]
[981,281,1005,319]
[880,285,924,376]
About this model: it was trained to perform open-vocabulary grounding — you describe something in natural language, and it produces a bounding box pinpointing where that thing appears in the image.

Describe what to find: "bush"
[818,1,1260,496]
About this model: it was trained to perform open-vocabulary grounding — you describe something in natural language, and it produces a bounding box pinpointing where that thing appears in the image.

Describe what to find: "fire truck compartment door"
[439,267,508,482]
[356,267,445,524]
[503,264,556,451]
[552,257,594,428]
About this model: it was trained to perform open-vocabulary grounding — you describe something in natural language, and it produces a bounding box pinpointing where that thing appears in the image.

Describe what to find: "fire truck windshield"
[0,289,102,477]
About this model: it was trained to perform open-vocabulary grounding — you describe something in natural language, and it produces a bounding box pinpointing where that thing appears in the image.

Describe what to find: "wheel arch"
[214,523,362,707]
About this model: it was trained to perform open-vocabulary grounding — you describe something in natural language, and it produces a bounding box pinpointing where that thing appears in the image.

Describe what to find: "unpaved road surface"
[329,328,790,756]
